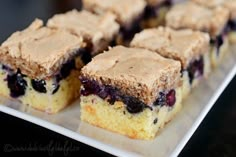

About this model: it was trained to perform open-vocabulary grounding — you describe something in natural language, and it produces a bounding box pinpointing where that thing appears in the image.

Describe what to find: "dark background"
[0,0,236,156]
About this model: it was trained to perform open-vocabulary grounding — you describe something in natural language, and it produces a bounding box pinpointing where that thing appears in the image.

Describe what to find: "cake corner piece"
[165,1,230,68]
[0,19,87,114]
[47,9,120,56]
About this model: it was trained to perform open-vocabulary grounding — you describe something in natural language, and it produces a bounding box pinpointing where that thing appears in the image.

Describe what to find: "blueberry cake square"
[131,27,210,98]
[82,0,146,45]
[165,2,230,67]
[191,0,236,44]
[142,0,172,28]
[0,19,87,113]
[80,46,182,139]
[47,10,119,56]
[223,0,236,44]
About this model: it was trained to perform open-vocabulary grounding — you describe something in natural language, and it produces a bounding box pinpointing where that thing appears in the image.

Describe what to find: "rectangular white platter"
[0,46,235,157]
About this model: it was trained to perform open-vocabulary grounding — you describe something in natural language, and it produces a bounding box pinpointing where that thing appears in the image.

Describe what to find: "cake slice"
[191,0,236,44]
[131,27,210,98]
[80,46,182,139]
[47,10,119,56]
[143,0,172,28]
[0,19,87,113]
[166,2,230,67]
[82,0,146,45]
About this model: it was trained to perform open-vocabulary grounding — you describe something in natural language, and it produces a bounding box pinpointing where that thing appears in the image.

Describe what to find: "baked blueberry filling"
[31,79,47,93]
[123,96,146,113]
[144,0,172,19]
[2,64,13,73]
[153,90,176,107]
[228,19,236,31]
[2,60,75,96]
[120,15,143,42]
[52,82,60,94]
[7,69,27,98]
[210,24,228,56]
[80,77,176,114]
[1,47,87,96]
[77,47,92,65]
[187,56,204,84]
[153,118,158,124]
[210,34,224,56]
[56,59,75,82]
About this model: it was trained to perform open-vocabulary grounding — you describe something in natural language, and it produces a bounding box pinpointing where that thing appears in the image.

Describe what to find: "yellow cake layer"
[181,71,191,99]
[80,87,182,140]
[228,31,236,44]
[0,57,83,114]
[181,51,211,99]
[210,37,229,68]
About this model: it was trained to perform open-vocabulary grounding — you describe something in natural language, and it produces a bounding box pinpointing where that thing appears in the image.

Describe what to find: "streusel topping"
[131,27,210,68]
[81,46,181,104]
[82,0,146,26]
[0,19,85,79]
[166,2,229,37]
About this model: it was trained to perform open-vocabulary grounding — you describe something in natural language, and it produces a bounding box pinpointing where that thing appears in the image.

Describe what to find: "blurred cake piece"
[82,0,146,45]
[47,10,119,56]
[143,0,172,28]
[191,0,236,44]
[166,2,230,67]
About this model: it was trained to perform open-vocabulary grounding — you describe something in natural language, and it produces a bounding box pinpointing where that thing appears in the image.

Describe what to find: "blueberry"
[92,80,101,94]
[153,118,158,124]
[31,79,47,93]
[60,59,75,79]
[210,38,215,45]
[187,56,204,84]
[80,77,89,84]
[154,92,166,106]
[109,39,116,47]
[120,15,142,41]
[228,20,236,31]
[166,90,176,107]
[97,87,108,99]
[52,84,60,94]
[79,48,92,65]
[2,64,13,72]
[211,35,224,56]
[153,90,176,107]
[80,78,145,113]
[80,88,91,96]
[123,96,145,114]
[80,78,94,96]
[107,97,116,105]
[7,70,27,98]
[144,6,157,18]
[216,35,223,55]
[55,74,62,83]
[164,0,172,6]
[80,78,103,97]
[55,60,75,82]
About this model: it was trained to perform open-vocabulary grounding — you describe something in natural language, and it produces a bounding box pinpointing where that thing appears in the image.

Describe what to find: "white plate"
[0,47,235,157]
